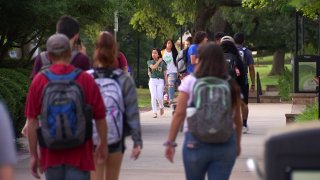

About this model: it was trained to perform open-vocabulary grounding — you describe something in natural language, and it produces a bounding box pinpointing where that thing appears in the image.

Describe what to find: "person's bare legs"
[0,166,14,180]
[91,152,107,180]
[105,152,123,180]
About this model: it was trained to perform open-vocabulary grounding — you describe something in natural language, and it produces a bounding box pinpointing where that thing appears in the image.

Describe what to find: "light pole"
[114,11,119,41]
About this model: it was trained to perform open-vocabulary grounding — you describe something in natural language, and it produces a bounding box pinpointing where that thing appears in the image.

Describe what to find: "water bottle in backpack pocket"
[38,68,92,150]
[224,53,239,78]
[187,76,234,143]
[89,69,125,145]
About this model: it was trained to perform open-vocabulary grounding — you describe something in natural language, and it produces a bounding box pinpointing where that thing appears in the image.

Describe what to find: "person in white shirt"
[161,39,178,105]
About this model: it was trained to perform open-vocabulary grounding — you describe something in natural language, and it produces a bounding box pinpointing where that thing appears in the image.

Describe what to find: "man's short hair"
[56,15,80,39]
[193,31,207,44]
[46,33,71,57]
[214,32,226,41]
[234,32,245,45]
[186,36,193,43]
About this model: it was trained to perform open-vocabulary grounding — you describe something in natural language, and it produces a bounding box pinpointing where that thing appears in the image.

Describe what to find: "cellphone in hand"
[76,38,81,46]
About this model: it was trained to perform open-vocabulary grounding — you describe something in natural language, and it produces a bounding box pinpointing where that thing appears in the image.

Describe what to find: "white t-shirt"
[178,75,197,132]
[163,50,177,74]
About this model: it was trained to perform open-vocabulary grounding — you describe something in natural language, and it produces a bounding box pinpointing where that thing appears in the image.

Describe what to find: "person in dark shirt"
[30,15,90,80]
[23,15,91,136]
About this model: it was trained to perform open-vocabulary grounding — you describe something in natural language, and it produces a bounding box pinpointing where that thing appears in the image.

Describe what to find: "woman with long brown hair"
[88,31,142,180]
[164,43,242,180]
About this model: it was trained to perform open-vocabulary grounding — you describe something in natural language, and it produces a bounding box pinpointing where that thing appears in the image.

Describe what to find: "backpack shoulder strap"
[42,68,82,81]
[40,52,51,66]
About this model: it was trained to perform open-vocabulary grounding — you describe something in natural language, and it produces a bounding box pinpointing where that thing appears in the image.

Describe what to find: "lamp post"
[114,11,119,41]
[180,25,183,50]
[318,76,320,120]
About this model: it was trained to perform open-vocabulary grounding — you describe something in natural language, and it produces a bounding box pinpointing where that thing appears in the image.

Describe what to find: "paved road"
[14,103,291,180]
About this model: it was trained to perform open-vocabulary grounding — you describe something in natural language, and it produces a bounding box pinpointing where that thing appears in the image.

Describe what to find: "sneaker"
[242,126,249,134]
[153,113,157,118]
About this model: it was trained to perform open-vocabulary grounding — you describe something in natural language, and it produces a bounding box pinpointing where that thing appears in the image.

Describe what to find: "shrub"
[0,68,31,136]
[278,67,293,101]
[295,104,318,122]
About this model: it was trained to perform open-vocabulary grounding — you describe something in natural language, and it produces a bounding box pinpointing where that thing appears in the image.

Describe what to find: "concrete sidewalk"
[14,103,291,180]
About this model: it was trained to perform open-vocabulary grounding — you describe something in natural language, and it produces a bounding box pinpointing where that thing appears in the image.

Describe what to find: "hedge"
[0,68,31,136]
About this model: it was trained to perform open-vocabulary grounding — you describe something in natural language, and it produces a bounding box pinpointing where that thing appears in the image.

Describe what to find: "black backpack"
[224,53,238,78]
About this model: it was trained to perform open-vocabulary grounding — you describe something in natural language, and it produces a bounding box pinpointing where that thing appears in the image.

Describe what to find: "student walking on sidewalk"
[89,31,142,180]
[161,39,178,105]
[234,32,255,133]
[25,34,107,180]
[147,48,168,118]
[164,43,242,180]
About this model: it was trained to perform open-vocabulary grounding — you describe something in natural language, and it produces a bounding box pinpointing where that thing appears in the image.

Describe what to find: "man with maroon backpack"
[30,15,90,80]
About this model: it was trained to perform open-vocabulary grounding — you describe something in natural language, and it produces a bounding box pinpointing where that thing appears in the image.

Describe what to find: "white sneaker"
[242,126,249,134]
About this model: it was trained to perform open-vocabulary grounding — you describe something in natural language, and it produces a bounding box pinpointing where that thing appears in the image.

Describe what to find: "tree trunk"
[212,9,227,33]
[193,3,217,32]
[192,0,241,34]
[269,50,285,75]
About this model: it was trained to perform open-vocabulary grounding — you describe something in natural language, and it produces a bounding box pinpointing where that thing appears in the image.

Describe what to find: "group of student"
[0,14,256,180]
[21,15,143,180]
[148,31,255,179]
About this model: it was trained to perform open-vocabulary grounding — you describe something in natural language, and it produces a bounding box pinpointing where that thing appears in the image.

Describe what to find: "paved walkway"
[14,103,291,180]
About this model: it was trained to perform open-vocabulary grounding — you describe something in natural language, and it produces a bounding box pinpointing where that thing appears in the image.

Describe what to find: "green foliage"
[0,0,112,61]
[295,104,318,122]
[0,68,31,136]
[222,6,295,52]
[304,43,318,55]
[278,66,293,101]
[129,0,178,38]
[171,0,196,26]
[129,0,241,38]
[290,0,320,19]
[0,58,33,68]
[243,0,319,19]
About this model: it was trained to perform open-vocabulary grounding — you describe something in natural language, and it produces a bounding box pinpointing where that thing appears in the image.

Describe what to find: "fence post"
[136,32,140,87]
[256,72,262,103]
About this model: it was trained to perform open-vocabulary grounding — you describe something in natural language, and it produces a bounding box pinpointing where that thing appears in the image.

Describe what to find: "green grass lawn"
[254,53,292,66]
[137,88,151,108]
[255,64,292,90]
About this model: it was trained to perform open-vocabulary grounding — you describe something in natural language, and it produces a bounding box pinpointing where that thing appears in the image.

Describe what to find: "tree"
[223,6,296,75]
[290,0,320,19]
[243,0,320,19]
[129,0,242,38]
[0,0,110,62]
[242,0,320,74]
